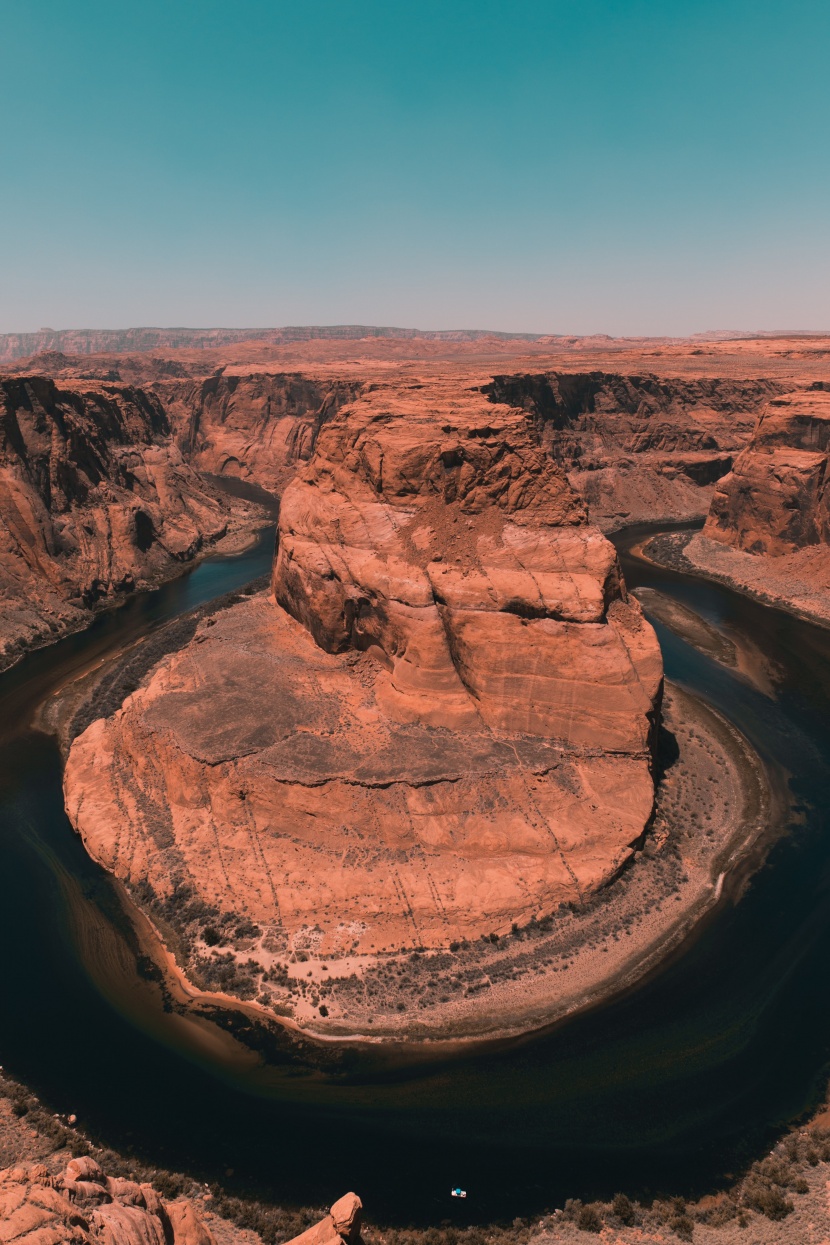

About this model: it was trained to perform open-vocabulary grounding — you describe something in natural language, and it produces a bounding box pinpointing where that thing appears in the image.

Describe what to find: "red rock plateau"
[0,1155,215,1245]
[65,379,663,961]
[0,376,263,671]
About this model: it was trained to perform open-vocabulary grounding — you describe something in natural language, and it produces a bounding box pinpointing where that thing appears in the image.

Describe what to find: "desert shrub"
[611,1191,636,1225]
[694,1197,737,1227]
[574,1202,602,1233]
[152,1170,190,1198]
[669,1212,694,1240]
[741,1178,793,1220]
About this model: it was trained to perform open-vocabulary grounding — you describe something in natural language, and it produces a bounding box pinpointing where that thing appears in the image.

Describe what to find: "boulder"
[0,1158,214,1245]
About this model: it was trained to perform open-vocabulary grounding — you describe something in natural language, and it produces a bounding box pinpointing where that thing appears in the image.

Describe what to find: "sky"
[1,0,829,337]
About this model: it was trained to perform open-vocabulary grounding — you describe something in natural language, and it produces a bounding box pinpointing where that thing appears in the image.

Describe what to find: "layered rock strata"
[65,382,662,986]
[704,388,830,553]
[485,372,783,529]
[0,1155,214,1245]
[158,373,361,493]
[0,376,258,670]
[663,388,830,627]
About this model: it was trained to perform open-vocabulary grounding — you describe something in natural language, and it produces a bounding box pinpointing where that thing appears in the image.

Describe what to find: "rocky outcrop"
[157,374,361,493]
[0,1155,215,1245]
[704,388,830,554]
[484,372,784,529]
[0,376,258,670]
[64,379,662,1027]
[286,1194,362,1245]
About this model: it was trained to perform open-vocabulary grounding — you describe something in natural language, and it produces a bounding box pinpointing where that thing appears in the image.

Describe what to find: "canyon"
[0,330,821,1037]
[62,375,667,1033]
[0,376,264,672]
[53,341,778,1039]
[2,327,830,1233]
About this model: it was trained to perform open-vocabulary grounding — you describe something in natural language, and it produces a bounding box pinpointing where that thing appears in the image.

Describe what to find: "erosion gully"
[0,521,829,1225]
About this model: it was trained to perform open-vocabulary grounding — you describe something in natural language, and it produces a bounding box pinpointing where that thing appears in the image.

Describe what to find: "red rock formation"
[0,375,258,670]
[704,389,830,554]
[0,1155,215,1245]
[286,1193,362,1245]
[485,372,783,529]
[64,379,662,997]
[157,373,360,493]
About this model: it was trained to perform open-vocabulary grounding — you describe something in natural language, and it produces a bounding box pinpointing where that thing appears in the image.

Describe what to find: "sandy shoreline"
[640,528,830,633]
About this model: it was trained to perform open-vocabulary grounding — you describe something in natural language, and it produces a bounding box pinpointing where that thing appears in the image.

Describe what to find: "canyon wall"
[64,379,662,1027]
[0,325,546,365]
[704,388,830,554]
[485,372,783,529]
[156,373,361,493]
[0,375,255,670]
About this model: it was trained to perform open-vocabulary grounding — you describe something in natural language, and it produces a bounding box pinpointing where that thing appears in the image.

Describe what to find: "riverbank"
[642,528,830,632]
[6,1063,830,1243]
[0,504,273,681]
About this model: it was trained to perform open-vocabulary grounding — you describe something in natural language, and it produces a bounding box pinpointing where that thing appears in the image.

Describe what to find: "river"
[0,523,829,1224]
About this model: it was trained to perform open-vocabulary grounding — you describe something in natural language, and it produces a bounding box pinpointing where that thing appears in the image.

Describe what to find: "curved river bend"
[1,524,829,1224]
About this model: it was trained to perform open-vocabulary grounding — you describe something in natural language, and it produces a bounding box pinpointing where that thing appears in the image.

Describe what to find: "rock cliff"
[485,372,783,529]
[0,1155,214,1245]
[0,375,257,670]
[157,373,361,493]
[704,388,830,554]
[64,379,662,1029]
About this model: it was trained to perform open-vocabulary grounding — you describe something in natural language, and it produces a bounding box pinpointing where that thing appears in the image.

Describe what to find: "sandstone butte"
[0,1150,361,1245]
[64,379,663,971]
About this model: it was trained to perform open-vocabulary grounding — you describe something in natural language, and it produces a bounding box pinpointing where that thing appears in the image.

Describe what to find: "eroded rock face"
[485,372,783,529]
[0,376,254,670]
[286,1193,363,1245]
[704,389,830,554]
[65,382,662,973]
[158,374,361,493]
[0,1155,215,1245]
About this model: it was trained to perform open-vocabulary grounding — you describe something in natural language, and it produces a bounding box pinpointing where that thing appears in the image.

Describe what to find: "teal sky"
[2,0,828,336]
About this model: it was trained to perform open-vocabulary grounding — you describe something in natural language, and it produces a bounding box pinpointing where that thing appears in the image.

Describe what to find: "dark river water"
[1,524,830,1224]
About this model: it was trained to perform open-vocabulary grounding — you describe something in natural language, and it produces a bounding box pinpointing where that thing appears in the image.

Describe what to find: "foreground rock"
[286,1193,362,1245]
[0,375,261,671]
[0,1155,214,1245]
[65,378,672,1035]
